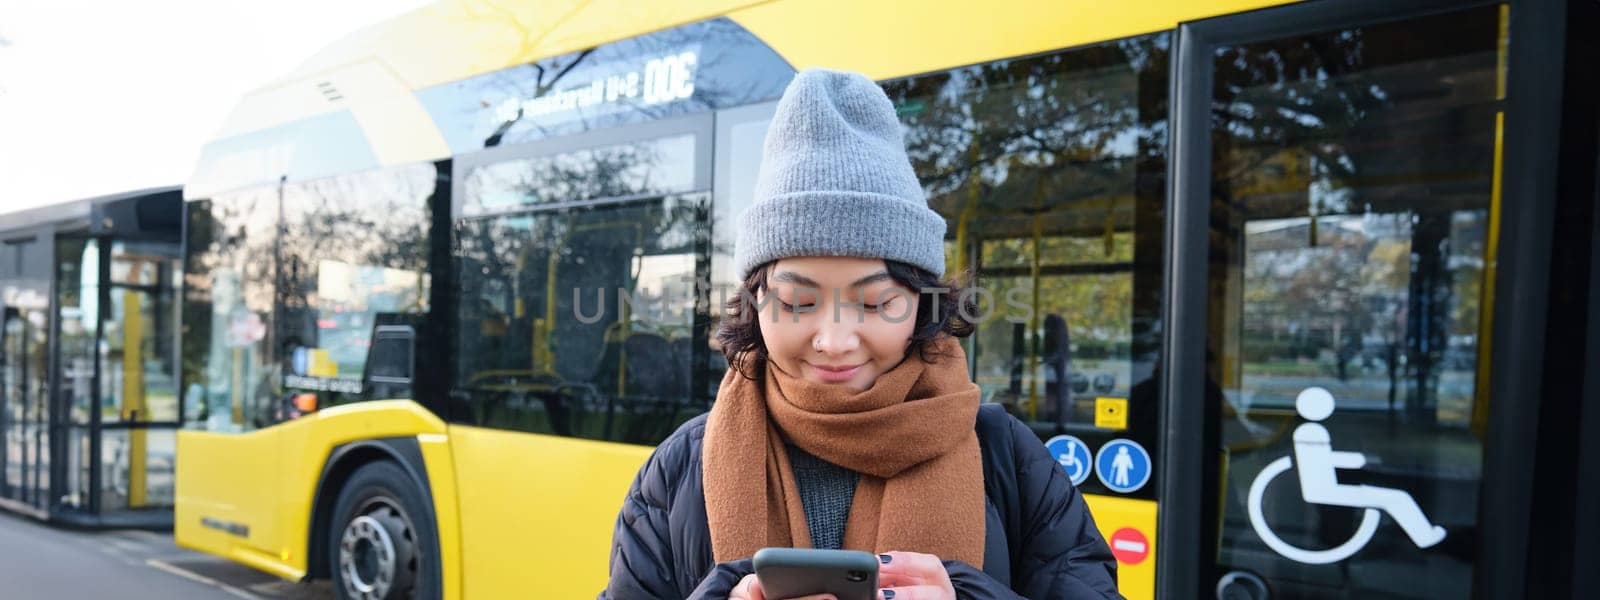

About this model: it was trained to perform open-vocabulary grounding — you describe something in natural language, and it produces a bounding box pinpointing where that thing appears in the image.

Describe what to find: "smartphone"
[752,548,879,600]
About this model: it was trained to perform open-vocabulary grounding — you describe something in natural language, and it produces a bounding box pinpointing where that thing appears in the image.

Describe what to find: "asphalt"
[0,510,332,599]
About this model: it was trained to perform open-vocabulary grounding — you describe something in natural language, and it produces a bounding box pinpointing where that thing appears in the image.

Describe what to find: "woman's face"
[757,256,920,391]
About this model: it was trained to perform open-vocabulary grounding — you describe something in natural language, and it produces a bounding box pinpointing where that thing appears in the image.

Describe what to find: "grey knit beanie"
[735,68,947,279]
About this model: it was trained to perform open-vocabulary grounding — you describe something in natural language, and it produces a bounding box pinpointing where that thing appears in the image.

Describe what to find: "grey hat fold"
[736,68,947,279]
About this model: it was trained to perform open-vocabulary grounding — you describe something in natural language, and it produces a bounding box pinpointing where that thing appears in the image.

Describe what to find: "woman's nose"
[812,317,860,355]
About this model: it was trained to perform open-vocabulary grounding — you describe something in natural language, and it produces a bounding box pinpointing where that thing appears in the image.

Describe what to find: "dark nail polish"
[878,554,892,564]
[881,590,896,599]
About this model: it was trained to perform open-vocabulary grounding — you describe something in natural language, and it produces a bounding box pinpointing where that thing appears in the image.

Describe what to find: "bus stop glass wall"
[1204,6,1501,597]
[883,33,1169,497]
[453,135,709,445]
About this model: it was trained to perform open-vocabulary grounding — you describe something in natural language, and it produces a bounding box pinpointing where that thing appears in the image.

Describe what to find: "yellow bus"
[174,0,1598,598]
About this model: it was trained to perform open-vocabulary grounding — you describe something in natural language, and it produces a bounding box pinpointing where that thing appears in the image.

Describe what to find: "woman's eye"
[777,300,813,312]
[863,296,898,313]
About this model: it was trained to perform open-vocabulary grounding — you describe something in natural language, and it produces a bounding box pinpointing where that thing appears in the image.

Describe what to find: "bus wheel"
[330,461,436,600]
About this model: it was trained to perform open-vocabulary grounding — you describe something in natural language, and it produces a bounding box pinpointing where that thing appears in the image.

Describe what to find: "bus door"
[881,40,1172,597]
[101,241,185,511]
[1166,2,1511,597]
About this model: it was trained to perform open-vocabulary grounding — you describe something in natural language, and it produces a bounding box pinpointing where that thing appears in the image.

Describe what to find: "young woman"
[601,69,1120,600]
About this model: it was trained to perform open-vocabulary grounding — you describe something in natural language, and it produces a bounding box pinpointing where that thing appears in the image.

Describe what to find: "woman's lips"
[807,362,863,383]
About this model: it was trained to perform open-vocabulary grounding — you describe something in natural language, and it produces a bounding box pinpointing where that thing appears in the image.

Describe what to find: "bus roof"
[0,186,182,237]
[189,0,1295,199]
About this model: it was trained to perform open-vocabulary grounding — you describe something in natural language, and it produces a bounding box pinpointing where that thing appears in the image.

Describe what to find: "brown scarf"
[702,337,986,568]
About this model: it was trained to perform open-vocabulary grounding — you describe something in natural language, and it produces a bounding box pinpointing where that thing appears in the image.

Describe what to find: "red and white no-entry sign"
[1109,527,1150,565]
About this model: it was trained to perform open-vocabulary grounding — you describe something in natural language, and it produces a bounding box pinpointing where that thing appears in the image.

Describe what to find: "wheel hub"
[338,503,417,599]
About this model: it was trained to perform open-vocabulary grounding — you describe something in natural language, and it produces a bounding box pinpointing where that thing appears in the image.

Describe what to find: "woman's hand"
[876,551,956,600]
[730,573,839,600]
[729,574,766,600]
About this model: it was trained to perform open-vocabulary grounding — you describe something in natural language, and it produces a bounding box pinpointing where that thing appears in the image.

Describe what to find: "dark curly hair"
[715,259,976,378]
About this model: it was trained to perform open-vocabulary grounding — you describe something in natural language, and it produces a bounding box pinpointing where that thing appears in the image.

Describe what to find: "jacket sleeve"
[945,560,1026,600]
[1008,418,1122,599]
[599,431,691,599]
[685,558,754,599]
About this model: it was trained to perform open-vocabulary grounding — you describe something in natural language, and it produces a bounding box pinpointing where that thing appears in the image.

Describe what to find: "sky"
[0,0,435,216]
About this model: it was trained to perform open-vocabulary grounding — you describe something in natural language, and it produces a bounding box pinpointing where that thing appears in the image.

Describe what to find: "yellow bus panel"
[447,425,653,598]
[175,401,448,581]
[728,0,1297,82]
[417,433,466,600]
[1083,494,1158,600]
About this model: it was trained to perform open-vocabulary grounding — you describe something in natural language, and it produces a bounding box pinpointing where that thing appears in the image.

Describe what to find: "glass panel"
[883,33,1170,498]
[29,308,48,509]
[100,428,125,510]
[55,236,100,512]
[164,257,182,419]
[1206,6,1501,597]
[0,308,50,508]
[56,237,98,425]
[709,103,776,393]
[60,427,90,510]
[100,427,176,511]
[110,249,158,286]
[102,242,183,424]
[181,188,279,432]
[463,134,697,217]
[2,313,23,499]
[454,193,711,445]
[100,428,127,510]
[141,428,176,507]
[276,164,434,416]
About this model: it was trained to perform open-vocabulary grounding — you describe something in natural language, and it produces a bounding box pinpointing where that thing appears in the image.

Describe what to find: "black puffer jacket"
[600,404,1122,599]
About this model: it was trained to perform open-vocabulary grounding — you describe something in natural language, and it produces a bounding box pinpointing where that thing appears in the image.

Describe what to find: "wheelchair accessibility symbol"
[1045,435,1093,486]
[1247,387,1448,565]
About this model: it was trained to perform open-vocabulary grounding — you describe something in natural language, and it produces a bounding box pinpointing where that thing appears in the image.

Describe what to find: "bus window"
[181,189,280,432]
[462,135,696,217]
[415,17,790,154]
[276,164,434,417]
[884,32,1170,500]
[710,100,779,388]
[1202,6,1501,596]
[453,134,710,445]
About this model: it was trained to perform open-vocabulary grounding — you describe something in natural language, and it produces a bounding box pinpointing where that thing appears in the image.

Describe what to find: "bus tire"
[328,460,439,600]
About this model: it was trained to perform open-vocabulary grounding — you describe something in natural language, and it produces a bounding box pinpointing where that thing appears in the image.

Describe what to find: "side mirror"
[363,325,415,400]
